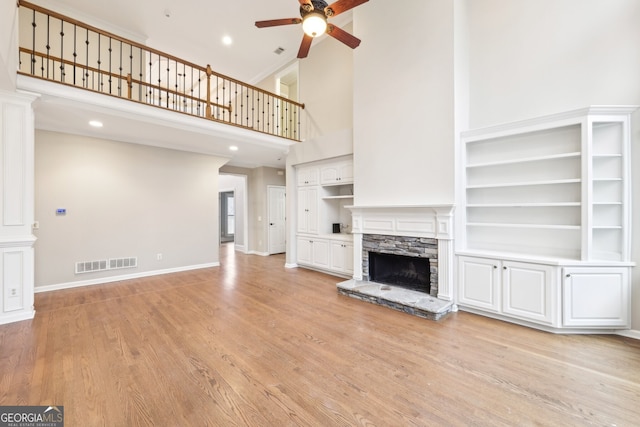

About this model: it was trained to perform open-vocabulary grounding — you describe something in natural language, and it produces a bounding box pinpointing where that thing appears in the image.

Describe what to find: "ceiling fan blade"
[255,18,302,28]
[297,34,313,58]
[326,24,361,49]
[326,0,369,17]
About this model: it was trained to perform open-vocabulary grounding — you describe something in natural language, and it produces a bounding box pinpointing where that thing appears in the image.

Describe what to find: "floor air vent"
[75,257,138,274]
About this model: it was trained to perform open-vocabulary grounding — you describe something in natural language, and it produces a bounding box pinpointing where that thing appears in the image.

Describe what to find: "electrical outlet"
[157,253,163,261]
[33,221,40,230]
[10,288,17,296]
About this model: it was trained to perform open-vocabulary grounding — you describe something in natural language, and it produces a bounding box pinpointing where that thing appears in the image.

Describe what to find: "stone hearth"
[337,280,453,321]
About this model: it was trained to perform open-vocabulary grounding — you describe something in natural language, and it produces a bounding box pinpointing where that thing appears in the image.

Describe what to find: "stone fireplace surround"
[362,234,438,296]
[337,205,456,320]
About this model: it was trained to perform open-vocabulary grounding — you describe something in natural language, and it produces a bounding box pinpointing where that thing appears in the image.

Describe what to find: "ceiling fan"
[255,0,369,58]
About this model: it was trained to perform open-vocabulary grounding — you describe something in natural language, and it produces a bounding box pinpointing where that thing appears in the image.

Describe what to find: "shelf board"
[592,153,622,158]
[466,178,581,189]
[466,151,580,168]
[592,225,623,230]
[467,202,581,208]
[593,178,622,182]
[322,195,354,200]
[593,202,623,205]
[467,222,580,230]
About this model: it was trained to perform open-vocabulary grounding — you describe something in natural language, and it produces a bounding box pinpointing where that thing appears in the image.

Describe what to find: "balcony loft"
[16,1,304,168]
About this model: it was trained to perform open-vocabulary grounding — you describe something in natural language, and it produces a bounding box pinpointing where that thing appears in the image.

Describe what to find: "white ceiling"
[23,0,355,168]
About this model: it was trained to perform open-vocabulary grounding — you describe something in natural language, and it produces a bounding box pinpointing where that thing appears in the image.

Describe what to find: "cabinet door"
[297,166,319,186]
[312,239,330,269]
[502,261,556,325]
[338,162,354,184]
[330,241,353,274]
[562,267,629,327]
[320,161,353,185]
[297,187,319,234]
[343,242,354,274]
[458,256,500,312]
[296,238,312,265]
[330,241,345,272]
[320,165,340,185]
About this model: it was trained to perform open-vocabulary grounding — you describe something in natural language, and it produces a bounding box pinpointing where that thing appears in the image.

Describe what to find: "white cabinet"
[458,256,500,313]
[503,261,555,325]
[320,161,353,185]
[296,237,329,270]
[330,241,354,275]
[297,187,318,234]
[458,256,556,326]
[297,165,319,186]
[562,267,629,328]
[457,106,635,332]
[295,156,354,277]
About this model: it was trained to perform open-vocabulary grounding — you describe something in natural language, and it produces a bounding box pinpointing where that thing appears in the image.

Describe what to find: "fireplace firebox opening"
[369,252,431,293]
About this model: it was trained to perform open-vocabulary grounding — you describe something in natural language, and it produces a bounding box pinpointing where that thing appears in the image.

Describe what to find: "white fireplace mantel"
[347,205,455,240]
[347,205,456,302]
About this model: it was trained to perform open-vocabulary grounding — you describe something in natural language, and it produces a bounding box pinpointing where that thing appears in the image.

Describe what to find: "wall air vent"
[75,259,108,274]
[274,47,285,55]
[75,257,138,274]
[109,257,138,270]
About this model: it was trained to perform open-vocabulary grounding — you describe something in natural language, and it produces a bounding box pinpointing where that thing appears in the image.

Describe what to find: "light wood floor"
[1,243,639,426]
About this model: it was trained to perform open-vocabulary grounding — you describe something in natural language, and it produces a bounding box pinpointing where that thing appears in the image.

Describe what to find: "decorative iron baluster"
[72,24,77,85]
[59,20,65,82]
[45,15,50,79]
[97,33,102,92]
[30,9,36,74]
[84,28,89,88]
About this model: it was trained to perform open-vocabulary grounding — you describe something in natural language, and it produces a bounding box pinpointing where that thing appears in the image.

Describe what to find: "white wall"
[34,130,227,288]
[0,0,18,90]
[353,0,456,206]
[466,0,640,331]
[467,0,640,128]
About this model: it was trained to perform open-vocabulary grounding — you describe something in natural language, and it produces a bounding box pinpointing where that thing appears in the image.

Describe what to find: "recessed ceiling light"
[229,145,238,151]
[222,35,232,46]
[89,120,103,128]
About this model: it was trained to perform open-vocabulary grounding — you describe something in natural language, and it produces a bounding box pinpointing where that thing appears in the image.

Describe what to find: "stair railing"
[17,0,304,141]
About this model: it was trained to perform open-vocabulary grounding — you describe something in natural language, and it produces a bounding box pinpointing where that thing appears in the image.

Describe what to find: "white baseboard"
[0,308,36,325]
[285,263,298,269]
[34,262,219,293]
[234,244,247,253]
[616,329,640,340]
[247,250,269,257]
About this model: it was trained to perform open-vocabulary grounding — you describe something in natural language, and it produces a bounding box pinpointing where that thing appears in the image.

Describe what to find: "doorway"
[220,191,235,243]
[268,185,286,254]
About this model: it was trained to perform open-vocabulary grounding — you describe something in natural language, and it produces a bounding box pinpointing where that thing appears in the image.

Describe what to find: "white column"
[0,90,38,325]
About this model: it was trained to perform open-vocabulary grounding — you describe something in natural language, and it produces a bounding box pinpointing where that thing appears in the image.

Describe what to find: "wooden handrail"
[17,0,304,141]
[18,0,304,110]
[19,47,233,111]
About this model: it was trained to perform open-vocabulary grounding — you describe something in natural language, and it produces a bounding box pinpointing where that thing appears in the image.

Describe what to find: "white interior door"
[268,186,286,254]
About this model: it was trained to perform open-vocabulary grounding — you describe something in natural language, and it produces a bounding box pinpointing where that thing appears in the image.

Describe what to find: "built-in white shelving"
[456,106,637,332]
[295,156,354,277]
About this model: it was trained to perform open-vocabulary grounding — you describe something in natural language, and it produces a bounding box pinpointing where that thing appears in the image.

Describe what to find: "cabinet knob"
[566,274,571,278]
[503,266,507,270]
[493,265,497,269]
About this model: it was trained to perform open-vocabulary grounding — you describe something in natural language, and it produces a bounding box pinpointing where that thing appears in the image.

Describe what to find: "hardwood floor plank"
[1,244,639,426]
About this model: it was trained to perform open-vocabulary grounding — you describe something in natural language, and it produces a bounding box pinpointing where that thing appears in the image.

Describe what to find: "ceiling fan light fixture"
[302,12,327,37]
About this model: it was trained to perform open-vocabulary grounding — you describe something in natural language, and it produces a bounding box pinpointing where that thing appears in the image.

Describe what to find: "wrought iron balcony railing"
[17,0,304,141]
